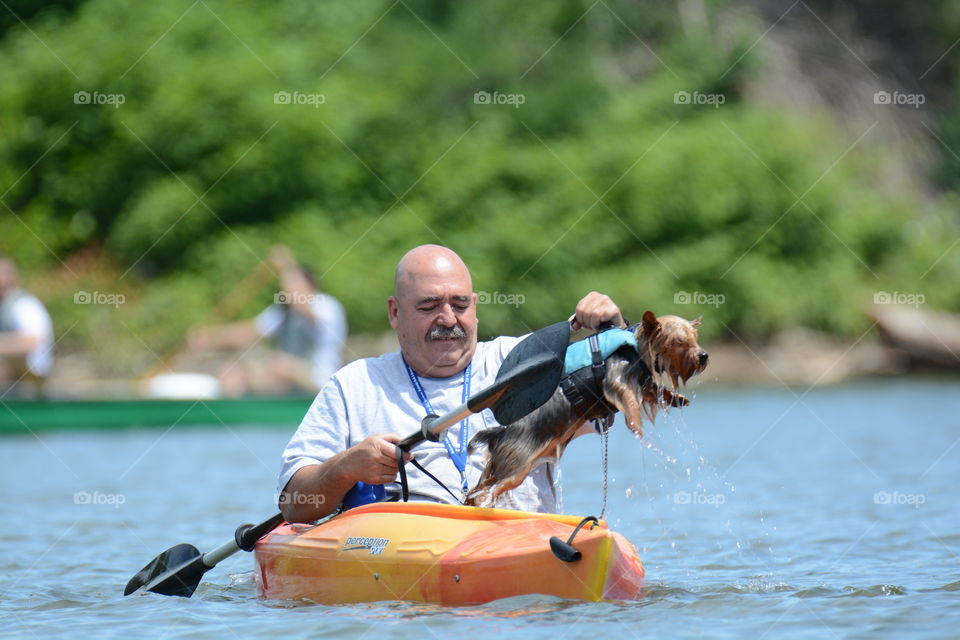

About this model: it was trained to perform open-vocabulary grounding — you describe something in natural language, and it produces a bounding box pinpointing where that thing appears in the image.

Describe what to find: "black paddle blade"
[124,543,208,598]
[489,321,569,424]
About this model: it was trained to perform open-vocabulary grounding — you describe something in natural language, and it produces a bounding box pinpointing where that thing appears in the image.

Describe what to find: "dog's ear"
[641,310,659,335]
[691,315,702,327]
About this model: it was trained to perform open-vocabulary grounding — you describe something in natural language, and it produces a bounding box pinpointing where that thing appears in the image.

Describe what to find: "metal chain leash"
[595,416,612,519]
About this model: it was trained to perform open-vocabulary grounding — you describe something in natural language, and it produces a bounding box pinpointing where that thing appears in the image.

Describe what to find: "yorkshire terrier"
[465,311,708,507]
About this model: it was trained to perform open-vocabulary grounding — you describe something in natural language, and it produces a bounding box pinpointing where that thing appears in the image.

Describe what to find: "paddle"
[139,259,274,382]
[397,320,570,450]
[123,321,571,598]
[123,515,283,597]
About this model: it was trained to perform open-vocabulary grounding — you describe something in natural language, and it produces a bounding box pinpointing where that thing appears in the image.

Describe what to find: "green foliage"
[0,0,957,371]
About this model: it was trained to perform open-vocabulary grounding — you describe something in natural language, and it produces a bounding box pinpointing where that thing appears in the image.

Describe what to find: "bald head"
[394,245,472,301]
[388,245,478,377]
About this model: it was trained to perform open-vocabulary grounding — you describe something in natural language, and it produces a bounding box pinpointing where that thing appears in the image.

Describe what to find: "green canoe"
[0,396,313,434]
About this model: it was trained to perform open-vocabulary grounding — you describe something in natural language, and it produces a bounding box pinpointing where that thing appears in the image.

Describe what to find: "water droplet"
[553,465,563,513]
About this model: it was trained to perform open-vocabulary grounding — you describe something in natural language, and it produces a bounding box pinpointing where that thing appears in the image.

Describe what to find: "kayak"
[254,501,644,605]
[0,396,313,434]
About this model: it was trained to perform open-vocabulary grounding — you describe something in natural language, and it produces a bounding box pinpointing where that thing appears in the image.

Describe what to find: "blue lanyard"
[403,360,472,493]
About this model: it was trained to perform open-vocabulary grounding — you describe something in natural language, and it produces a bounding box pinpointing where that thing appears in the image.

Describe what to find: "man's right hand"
[280,433,414,522]
[342,434,412,485]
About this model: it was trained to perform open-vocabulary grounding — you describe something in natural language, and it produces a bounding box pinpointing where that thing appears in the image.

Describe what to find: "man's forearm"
[279,452,358,522]
[279,266,318,316]
[0,331,37,357]
[279,434,405,522]
[191,322,259,350]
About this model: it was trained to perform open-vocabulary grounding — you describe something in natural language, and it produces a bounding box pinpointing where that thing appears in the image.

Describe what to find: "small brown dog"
[465,311,708,507]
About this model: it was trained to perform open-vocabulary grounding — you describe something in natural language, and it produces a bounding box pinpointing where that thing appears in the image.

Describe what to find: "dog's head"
[637,310,709,389]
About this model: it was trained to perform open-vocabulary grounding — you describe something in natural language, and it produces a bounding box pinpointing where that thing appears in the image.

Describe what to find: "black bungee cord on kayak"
[550,516,600,562]
[395,444,463,504]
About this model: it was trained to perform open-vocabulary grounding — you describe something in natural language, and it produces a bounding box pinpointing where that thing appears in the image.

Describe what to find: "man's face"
[388,269,478,378]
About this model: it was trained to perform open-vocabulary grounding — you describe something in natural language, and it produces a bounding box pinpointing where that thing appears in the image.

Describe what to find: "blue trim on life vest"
[563,329,638,375]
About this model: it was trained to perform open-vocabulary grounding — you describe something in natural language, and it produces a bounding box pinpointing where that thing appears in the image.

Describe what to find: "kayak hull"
[0,397,313,433]
[254,502,644,605]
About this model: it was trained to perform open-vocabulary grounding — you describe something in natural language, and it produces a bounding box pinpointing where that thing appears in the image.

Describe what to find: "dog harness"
[560,328,642,419]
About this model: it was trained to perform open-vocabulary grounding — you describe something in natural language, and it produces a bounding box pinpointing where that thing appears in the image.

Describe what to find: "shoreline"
[11,326,956,401]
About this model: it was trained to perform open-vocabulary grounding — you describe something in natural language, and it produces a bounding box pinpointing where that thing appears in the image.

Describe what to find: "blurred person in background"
[0,256,54,397]
[189,246,347,396]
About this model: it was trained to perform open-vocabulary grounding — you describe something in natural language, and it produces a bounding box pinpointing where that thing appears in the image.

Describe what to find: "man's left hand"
[569,291,625,331]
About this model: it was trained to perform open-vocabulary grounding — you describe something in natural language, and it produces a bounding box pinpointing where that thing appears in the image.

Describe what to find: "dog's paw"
[463,490,489,508]
[643,384,689,408]
[662,387,690,407]
[627,422,644,438]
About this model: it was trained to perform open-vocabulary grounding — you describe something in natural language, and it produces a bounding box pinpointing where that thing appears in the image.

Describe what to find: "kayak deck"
[255,502,644,605]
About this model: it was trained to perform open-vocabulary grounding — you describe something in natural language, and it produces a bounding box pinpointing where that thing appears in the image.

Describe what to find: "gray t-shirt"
[0,290,53,376]
[254,293,347,387]
[277,336,558,513]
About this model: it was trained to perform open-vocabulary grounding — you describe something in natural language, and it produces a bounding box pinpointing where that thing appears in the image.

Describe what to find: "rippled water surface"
[2,379,958,638]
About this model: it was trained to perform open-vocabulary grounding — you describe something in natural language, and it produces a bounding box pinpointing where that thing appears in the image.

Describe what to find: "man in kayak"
[189,245,347,396]
[0,256,54,397]
[278,244,624,522]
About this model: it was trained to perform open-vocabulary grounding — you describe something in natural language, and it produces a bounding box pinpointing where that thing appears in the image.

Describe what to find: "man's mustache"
[428,325,467,341]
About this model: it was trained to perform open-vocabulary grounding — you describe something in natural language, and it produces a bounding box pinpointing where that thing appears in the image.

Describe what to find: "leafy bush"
[0,0,956,372]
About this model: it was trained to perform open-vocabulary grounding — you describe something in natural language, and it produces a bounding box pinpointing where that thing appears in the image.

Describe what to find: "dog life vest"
[559,328,642,418]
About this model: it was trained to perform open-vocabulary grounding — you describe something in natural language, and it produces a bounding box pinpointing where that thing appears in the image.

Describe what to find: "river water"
[2,379,958,639]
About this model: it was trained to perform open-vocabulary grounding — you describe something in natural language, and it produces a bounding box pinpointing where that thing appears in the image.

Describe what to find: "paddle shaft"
[397,403,473,451]
[202,512,286,566]
[202,538,243,568]
[140,260,275,380]
[395,354,552,451]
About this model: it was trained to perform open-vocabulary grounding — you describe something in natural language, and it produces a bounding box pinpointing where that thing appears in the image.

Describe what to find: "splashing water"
[552,463,563,514]
[611,406,779,570]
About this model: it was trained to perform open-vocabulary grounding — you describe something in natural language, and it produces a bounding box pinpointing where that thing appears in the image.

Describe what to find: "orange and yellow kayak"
[254,502,644,605]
